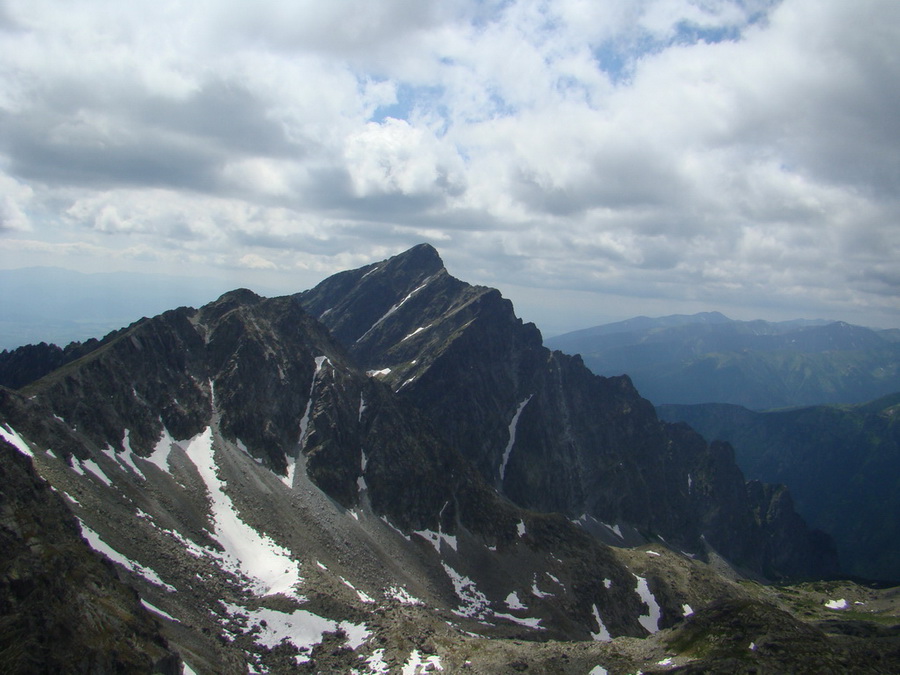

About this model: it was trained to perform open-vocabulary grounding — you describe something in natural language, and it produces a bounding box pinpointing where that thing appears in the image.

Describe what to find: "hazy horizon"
[1,258,896,352]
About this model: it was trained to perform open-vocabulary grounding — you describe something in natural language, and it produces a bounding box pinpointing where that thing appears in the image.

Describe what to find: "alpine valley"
[1,244,898,674]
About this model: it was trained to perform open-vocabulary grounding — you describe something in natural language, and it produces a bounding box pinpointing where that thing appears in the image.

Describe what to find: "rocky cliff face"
[659,398,900,581]
[299,243,837,580]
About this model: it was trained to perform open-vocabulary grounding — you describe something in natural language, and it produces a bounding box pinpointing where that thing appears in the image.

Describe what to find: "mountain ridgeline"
[3,243,882,674]
[546,312,900,410]
[3,282,656,672]
[296,244,834,579]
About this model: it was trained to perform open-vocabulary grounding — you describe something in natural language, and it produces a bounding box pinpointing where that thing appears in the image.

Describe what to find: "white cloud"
[344,118,465,198]
[0,173,33,231]
[0,0,897,331]
[238,253,277,270]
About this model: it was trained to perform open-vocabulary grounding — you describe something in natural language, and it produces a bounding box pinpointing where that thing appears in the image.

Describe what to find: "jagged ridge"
[299,244,838,580]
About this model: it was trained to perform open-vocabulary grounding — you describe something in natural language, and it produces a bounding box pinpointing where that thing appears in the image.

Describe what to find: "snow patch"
[222,602,369,665]
[825,598,848,610]
[591,604,612,642]
[634,574,662,634]
[531,576,552,599]
[357,275,436,343]
[360,264,381,281]
[588,667,608,675]
[356,648,390,674]
[682,604,694,617]
[235,438,252,460]
[182,428,303,597]
[415,529,457,553]
[116,432,147,478]
[386,586,424,606]
[286,356,330,488]
[401,324,432,342]
[367,368,392,377]
[297,356,329,450]
[603,522,623,539]
[380,515,411,540]
[646,550,660,557]
[442,563,490,620]
[358,450,368,492]
[499,396,533,481]
[80,458,113,487]
[396,375,417,391]
[152,523,211,560]
[140,599,179,622]
[283,454,297,488]
[505,591,526,610]
[341,577,376,604]
[0,424,33,457]
[517,520,527,537]
[401,649,443,674]
[77,519,175,591]
[144,424,177,474]
[493,611,544,630]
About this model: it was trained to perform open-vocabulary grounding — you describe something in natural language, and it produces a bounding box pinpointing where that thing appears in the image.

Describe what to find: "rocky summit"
[0,244,897,674]
[298,244,836,580]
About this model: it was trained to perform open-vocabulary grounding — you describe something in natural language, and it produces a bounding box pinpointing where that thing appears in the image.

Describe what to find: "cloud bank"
[1,0,898,332]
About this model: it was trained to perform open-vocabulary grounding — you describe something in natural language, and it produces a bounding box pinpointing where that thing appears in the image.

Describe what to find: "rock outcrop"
[0,439,181,674]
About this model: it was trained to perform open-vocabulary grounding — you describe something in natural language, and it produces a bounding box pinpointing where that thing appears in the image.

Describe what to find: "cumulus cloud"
[0,173,33,231]
[344,117,465,198]
[0,0,897,330]
[238,253,277,270]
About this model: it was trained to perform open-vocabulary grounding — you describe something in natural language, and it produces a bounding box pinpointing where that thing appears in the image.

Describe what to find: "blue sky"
[1,0,898,337]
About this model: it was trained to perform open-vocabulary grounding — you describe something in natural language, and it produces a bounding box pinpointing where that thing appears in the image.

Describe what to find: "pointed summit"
[390,242,444,274]
[296,243,450,347]
[298,245,839,581]
[357,243,445,284]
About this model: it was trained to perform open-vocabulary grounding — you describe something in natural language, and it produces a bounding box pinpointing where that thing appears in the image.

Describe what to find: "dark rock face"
[299,244,838,580]
[659,398,900,581]
[0,339,100,390]
[0,439,181,674]
[747,481,840,581]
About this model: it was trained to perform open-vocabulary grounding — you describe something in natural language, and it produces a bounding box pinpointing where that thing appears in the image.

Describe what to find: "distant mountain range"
[5,245,893,672]
[546,312,900,410]
[658,393,900,582]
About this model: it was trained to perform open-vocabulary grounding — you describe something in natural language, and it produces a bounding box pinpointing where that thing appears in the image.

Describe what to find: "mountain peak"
[295,244,449,347]
[384,242,444,275]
